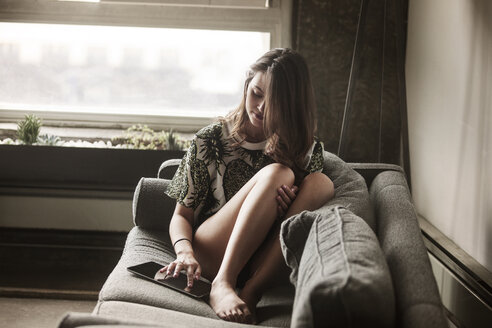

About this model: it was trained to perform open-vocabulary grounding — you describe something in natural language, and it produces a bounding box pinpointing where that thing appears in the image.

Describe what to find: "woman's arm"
[160,203,202,287]
[169,203,194,252]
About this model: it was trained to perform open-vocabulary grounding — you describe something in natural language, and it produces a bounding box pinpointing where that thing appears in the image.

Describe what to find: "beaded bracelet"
[173,238,191,248]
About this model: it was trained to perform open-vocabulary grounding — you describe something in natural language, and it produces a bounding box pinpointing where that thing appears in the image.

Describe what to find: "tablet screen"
[127,261,211,299]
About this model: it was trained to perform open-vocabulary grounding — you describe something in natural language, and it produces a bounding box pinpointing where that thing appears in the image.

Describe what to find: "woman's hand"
[276,184,299,219]
[160,251,202,288]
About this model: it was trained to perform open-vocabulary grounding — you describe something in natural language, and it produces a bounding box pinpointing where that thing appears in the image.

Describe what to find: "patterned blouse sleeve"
[164,137,210,210]
[306,140,325,173]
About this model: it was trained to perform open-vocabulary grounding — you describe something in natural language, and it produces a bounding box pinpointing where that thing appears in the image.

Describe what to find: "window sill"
[0,108,214,133]
[0,122,195,144]
[0,123,127,144]
[418,216,492,307]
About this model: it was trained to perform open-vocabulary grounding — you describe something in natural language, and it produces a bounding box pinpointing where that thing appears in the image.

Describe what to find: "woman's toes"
[233,310,242,323]
[229,311,238,322]
[234,311,243,323]
[209,281,256,323]
[228,311,236,322]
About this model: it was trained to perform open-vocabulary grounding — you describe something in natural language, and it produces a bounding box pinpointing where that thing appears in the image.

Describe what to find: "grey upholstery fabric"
[348,162,404,187]
[280,151,373,283]
[96,227,294,327]
[60,305,255,328]
[93,154,446,328]
[58,311,164,328]
[288,207,395,328]
[95,300,288,328]
[96,301,256,327]
[98,227,216,319]
[133,178,175,232]
[158,159,182,180]
[320,152,375,229]
[370,171,448,328]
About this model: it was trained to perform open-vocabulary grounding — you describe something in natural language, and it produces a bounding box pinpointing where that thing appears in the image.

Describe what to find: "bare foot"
[209,280,254,323]
[239,281,262,323]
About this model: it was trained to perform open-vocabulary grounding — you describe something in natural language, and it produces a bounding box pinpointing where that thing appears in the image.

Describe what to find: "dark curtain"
[292,0,410,180]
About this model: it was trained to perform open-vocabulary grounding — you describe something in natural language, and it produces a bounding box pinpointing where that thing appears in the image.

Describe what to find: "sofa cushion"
[287,207,395,328]
[60,304,254,328]
[94,301,258,327]
[321,152,375,229]
[98,227,294,327]
[58,311,165,328]
[98,227,215,319]
[281,151,374,283]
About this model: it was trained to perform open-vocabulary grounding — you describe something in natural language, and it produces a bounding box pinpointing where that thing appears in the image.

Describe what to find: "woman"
[162,48,334,324]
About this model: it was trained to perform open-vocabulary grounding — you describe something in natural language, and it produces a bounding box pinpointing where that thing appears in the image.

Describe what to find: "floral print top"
[165,120,324,229]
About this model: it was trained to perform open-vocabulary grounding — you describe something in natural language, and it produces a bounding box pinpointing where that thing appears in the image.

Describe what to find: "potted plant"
[0,115,186,197]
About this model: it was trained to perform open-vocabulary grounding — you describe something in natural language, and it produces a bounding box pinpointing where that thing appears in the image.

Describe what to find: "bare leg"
[239,172,335,311]
[193,163,295,323]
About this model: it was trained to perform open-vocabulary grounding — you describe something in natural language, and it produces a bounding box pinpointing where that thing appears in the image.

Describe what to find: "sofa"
[58,151,448,328]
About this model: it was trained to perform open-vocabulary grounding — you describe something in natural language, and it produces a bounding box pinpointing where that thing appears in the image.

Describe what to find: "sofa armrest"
[132,178,175,232]
[158,159,181,180]
[58,312,151,328]
[370,170,447,328]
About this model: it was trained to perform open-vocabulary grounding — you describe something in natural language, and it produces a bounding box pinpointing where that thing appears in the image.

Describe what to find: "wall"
[0,195,133,231]
[0,146,183,232]
[406,0,492,271]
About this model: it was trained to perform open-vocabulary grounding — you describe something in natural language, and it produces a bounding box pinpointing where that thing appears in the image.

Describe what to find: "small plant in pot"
[17,114,42,145]
[115,125,191,150]
[38,134,62,146]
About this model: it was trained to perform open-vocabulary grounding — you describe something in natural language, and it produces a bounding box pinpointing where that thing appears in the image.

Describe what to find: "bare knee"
[257,163,295,187]
[300,172,335,205]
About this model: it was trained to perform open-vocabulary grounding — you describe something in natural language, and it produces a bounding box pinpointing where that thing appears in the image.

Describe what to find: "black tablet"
[127,261,211,299]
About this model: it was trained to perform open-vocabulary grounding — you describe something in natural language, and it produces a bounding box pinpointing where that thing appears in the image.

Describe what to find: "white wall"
[406,0,492,271]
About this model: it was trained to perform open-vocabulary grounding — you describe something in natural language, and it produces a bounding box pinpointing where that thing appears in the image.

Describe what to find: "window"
[0,0,292,131]
[0,23,269,126]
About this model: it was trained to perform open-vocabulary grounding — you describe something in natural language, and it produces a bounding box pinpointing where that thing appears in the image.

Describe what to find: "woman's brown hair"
[225,48,317,179]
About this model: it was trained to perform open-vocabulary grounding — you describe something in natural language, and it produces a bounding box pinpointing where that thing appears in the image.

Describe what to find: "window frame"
[0,0,292,131]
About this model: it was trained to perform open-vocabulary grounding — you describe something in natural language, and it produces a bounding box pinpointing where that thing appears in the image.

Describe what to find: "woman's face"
[245,72,267,132]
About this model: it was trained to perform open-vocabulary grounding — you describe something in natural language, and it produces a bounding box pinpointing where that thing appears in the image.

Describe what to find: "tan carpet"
[0,297,95,328]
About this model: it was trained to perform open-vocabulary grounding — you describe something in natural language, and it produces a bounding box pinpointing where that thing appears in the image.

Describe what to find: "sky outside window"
[0,22,270,117]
